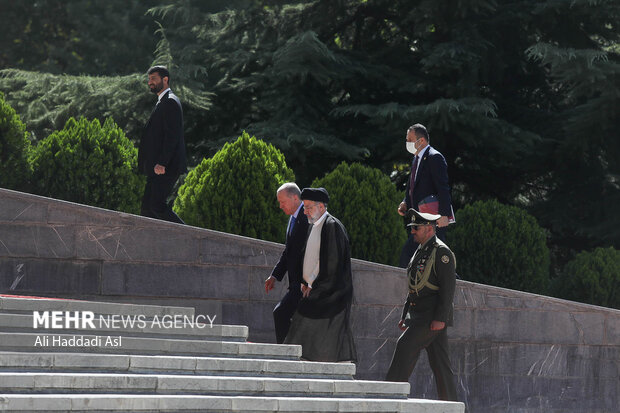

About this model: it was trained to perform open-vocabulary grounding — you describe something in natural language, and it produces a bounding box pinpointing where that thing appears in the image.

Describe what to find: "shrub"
[312,162,407,266]
[30,116,144,213]
[448,199,550,293]
[553,247,620,309]
[0,91,32,190]
[174,131,294,242]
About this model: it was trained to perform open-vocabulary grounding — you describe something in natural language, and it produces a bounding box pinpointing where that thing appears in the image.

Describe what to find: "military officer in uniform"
[385,208,458,402]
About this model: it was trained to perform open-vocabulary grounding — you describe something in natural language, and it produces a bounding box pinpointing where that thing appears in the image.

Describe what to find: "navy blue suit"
[138,90,187,223]
[399,146,452,267]
[270,205,310,343]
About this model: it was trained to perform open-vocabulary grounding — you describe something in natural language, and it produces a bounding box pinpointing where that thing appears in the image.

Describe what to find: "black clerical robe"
[284,214,357,362]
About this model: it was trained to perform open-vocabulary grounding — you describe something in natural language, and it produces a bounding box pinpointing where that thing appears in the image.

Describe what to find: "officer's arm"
[400,297,411,322]
[433,247,456,323]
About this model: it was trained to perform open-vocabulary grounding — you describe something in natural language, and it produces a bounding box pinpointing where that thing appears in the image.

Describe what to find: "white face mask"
[406,141,418,155]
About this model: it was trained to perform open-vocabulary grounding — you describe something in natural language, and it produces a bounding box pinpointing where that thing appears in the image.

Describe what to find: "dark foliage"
[174,131,295,242]
[0,92,31,191]
[30,117,144,213]
[449,199,550,294]
[312,162,407,266]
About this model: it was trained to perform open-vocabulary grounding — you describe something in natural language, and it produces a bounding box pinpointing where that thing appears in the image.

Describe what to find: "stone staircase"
[0,295,464,412]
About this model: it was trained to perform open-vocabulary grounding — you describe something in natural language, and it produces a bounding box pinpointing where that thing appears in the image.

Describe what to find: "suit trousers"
[141,174,185,224]
[385,323,457,401]
[273,288,302,344]
[398,226,447,268]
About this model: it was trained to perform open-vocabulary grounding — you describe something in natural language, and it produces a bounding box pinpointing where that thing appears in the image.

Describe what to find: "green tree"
[449,199,550,294]
[30,116,144,213]
[174,132,294,242]
[0,0,159,75]
[2,0,617,266]
[147,0,549,191]
[553,247,620,309]
[312,162,406,266]
[526,8,620,252]
[148,0,618,248]
[0,69,212,161]
[0,70,151,142]
[0,92,31,191]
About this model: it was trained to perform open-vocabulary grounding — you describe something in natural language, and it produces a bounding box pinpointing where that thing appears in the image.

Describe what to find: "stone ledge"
[0,351,356,379]
[0,395,465,412]
[0,372,410,399]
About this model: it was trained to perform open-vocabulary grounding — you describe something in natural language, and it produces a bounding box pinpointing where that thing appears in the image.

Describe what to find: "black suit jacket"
[138,90,187,177]
[403,146,452,217]
[270,205,310,292]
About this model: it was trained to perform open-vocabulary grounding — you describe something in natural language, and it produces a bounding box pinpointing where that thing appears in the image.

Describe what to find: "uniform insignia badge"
[441,255,450,264]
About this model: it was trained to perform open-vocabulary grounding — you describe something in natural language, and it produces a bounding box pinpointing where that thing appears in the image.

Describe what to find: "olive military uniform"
[385,229,458,401]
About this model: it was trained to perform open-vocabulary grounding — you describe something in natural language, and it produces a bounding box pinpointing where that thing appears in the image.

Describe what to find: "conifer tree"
[30,117,144,214]
[0,92,31,191]
[174,131,294,243]
[312,162,407,266]
[0,0,158,75]
[148,0,618,251]
[525,0,620,251]
[1,0,617,266]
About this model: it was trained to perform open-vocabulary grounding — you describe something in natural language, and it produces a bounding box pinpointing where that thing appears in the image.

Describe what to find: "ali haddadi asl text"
[34,335,121,348]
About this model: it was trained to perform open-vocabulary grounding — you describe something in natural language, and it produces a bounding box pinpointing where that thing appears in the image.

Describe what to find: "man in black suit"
[398,123,453,267]
[138,65,187,224]
[264,182,310,343]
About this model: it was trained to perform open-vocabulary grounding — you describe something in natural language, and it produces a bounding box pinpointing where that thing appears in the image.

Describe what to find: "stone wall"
[1,188,618,413]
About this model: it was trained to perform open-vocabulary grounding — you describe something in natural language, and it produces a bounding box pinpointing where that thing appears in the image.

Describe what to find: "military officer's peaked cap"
[406,208,441,227]
[300,187,329,203]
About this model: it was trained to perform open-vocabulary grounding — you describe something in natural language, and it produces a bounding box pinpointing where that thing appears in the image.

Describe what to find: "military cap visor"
[300,187,329,203]
[406,208,441,227]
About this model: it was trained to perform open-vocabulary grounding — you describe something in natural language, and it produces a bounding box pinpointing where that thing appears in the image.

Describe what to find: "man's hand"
[398,202,407,216]
[437,216,449,228]
[430,320,445,331]
[397,319,407,331]
[154,164,166,175]
[264,276,276,293]
[301,284,312,298]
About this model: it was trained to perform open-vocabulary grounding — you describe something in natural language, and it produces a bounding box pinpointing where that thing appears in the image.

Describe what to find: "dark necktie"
[409,156,419,205]
[288,215,296,237]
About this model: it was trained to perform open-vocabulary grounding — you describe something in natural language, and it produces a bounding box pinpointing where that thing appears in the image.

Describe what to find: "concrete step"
[0,394,465,412]
[0,313,248,341]
[0,332,302,359]
[0,372,410,399]
[0,296,194,318]
[0,351,356,379]
[0,297,466,412]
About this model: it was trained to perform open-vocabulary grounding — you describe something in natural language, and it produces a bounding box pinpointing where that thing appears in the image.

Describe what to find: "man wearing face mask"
[397,123,453,268]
